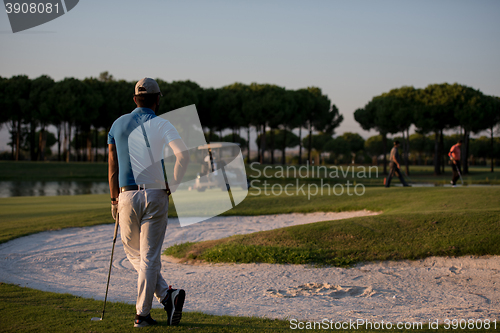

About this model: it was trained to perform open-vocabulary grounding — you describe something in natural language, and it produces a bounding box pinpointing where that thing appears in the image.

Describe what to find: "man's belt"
[120,183,165,192]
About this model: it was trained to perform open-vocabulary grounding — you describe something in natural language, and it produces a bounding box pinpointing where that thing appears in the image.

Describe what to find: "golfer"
[448,139,462,186]
[385,141,409,188]
[108,78,189,327]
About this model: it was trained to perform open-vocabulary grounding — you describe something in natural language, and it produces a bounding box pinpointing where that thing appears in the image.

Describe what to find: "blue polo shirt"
[108,107,181,187]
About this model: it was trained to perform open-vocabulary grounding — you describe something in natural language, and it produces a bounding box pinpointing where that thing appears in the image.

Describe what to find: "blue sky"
[1,0,500,149]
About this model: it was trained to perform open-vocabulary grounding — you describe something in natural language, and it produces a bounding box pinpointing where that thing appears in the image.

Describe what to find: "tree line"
[1,74,498,174]
[354,84,500,174]
[0,72,343,164]
[328,132,500,167]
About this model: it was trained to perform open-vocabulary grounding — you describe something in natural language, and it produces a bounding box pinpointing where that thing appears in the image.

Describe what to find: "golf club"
[401,170,413,185]
[450,156,464,185]
[91,213,119,321]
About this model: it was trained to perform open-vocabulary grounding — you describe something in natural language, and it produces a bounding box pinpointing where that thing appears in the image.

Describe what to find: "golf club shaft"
[457,168,464,185]
[451,156,464,185]
[402,170,412,183]
[102,213,119,319]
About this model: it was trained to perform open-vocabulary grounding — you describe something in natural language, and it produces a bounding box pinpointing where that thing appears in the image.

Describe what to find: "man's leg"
[456,162,462,181]
[118,191,145,273]
[135,189,170,316]
[451,163,458,185]
[385,164,395,187]
[395,167,409,186]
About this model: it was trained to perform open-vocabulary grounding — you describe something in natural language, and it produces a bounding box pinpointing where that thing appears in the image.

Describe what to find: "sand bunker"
[266,283,377,299]
[1,210,499,323]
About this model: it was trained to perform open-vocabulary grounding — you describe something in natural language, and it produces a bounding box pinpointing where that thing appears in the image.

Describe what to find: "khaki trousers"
[118,189,169,316]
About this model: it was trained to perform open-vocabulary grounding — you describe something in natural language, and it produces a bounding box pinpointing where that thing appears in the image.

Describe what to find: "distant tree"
[275,128,300,162]
[51,78,91,162]
[71,78,101,162]
[256,129,299,161]
[29,75,55,160]
[484,96,500,172]
[204,132,220,142]
[4,75,31,161]
[414,84,460,175]
[91,77,117,161]
[198,87,218,142]
[340,132,365,164]
[469,136,490,165]
[225,83,249,155]
[294,88,315,165]
[453,85,489,174]
[0,77,9,150]
[83,77,106,161]
[364,135,392,165]
[158,80,201,113]
[409,133,433,165]
[354,98,390,174]
[34,130,57,158]
[221,133,247,147]
[242,84,263,162]
[212,87,235,138]
[244,83,276,163]
[279,90,300,165]
[304,87,342,164]
[381,87,419,174]
[302,132,333,164]
[102,79,135,161]
[495,137,500,168]
[98,71,114,82]
[408,133,424,165]
[325,136,350,164]
[264,86,289,164]
[215,84,248,156]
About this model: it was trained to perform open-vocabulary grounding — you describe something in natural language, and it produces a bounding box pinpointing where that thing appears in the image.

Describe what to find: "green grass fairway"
[1,186,499,332]
[0,283,489,333]
[0,283,291,333]
[0,194,110,244]
[165,187,500,266]
[0,161,108,181]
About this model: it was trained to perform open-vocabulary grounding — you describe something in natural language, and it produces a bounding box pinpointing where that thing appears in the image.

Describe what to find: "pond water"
[0,181,497,198]
[0,181,109,198]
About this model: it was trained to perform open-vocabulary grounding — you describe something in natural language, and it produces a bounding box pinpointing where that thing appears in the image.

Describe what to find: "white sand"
[1,210,499,324]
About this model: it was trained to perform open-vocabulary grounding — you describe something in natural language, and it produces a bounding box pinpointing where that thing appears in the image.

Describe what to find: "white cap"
[135,77,162,96]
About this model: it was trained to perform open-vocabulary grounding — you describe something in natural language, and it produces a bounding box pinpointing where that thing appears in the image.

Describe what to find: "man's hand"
[111,203,118,220]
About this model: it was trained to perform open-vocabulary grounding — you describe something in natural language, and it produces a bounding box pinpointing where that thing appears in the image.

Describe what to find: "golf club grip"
[112,214,119,243]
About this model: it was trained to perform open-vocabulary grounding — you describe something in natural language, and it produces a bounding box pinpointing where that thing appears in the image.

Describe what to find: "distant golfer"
[448,139,462,186]
[108,78,189,327]
[385,141,409,188]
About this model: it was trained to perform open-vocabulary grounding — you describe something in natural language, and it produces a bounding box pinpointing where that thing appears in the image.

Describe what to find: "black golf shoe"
[134,314,157,328]
[162,286,185,326]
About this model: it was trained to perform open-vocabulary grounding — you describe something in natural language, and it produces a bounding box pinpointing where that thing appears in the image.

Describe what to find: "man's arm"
[108,144,119,200]
[167,138,190,193]
[391,149,400,168]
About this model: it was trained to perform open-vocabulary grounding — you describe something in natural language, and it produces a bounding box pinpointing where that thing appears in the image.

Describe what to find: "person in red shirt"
[448,140,462,186]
